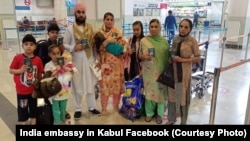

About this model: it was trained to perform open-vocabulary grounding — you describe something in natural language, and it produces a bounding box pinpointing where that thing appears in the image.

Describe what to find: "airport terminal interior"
[0,0,250,140]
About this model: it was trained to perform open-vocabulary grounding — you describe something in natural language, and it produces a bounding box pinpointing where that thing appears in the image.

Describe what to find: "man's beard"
[75,16,86,25]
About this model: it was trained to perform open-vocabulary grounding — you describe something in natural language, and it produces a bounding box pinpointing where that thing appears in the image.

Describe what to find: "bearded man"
[63,3,100,120]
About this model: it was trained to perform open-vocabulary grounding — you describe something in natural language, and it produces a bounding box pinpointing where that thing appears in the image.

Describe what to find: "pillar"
[225,0,250,49]
[53,0,68,27]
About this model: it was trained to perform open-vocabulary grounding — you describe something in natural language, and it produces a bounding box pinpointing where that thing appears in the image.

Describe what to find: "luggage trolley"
[191,41,214,98]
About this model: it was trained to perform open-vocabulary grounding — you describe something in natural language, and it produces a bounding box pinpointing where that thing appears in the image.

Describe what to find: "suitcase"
[36,98,53,125]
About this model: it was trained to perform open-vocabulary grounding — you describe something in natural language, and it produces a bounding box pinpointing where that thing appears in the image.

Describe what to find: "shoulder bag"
[156,64,175,89]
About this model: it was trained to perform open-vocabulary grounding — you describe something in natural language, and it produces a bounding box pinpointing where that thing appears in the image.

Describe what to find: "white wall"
[79,0,122,30]
[81,0,96,20]
[227,0,248,18]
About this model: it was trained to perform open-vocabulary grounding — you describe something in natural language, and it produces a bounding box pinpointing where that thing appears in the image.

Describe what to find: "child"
[124,21,145,81]
[44,45,75,125]
[9,34,44,125]
[94,32,125,58]
[35,23,64,66]
[34,23,71,119]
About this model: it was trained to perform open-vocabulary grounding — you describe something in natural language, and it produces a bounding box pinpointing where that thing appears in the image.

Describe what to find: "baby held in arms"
[93,31,125,57]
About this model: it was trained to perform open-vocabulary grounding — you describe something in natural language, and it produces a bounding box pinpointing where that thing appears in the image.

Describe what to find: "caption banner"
[16,125,249,140]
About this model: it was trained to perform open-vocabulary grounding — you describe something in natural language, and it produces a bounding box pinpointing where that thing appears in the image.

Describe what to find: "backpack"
[34,39,47,56]
[119,76,145,122]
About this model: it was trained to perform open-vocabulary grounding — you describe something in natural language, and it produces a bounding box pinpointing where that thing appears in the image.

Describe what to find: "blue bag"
[119,76,145,122]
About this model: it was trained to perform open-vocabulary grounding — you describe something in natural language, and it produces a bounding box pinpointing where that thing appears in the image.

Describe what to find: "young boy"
[35,23,63,66]
[34,23,71,119]
[9,34,44,125]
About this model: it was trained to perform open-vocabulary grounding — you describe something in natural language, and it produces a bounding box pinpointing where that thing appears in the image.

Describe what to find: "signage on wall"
[133,3,147,8]
[15,6,30,10]
[24,0,31,6]
[66,0,76,7]
[160,3,168,9]
[134,2,160,9]
[148,3,158,8]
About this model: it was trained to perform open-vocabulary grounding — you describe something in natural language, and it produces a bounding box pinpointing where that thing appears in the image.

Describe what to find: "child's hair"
[93,32,106,55]
[22,34,36,44]
[131,21,144,44]
[61,51,72,62]
[47,23,60,32]
[48,44,60,53]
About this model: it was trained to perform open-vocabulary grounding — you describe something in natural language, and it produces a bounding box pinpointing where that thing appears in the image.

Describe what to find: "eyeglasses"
[76,10,85,14]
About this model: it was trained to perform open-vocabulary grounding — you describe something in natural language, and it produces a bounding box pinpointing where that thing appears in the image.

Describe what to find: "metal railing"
[208,32,250,124]
[209,58,250,124]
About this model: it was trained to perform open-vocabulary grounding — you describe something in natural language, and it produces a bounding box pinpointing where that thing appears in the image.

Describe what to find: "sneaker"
[74,111,82,120]
[88,109,101,115]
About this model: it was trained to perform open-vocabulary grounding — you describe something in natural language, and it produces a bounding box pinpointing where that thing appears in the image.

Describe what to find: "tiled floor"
[0,29,250,141]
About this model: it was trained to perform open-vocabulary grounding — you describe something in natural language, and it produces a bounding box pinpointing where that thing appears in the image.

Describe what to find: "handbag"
[120,76,145,121]
[157,64,175,89]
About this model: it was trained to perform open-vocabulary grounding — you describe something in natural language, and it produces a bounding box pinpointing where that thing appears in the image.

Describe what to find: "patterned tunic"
[168,36,200,106]
[139,36,169,103]
[98,26,129,96]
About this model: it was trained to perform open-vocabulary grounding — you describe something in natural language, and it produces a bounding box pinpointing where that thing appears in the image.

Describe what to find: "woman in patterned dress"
[95,12,130,116]
[139,19,170,124]
[166,19,201,125]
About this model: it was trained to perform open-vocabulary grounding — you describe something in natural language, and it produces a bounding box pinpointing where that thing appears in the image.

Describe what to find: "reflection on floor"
[0,31,250,141]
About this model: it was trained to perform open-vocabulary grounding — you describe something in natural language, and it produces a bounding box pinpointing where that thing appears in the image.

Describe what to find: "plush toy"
[57,51,77,89]
[32,70,62,99]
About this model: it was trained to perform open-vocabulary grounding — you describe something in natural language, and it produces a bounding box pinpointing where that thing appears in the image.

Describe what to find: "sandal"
[65,112,71,119]
[165,120,176,125]
[155,116,163,124]
[101,110,108,116]
[145,116,153,122]
[114,107,119,112]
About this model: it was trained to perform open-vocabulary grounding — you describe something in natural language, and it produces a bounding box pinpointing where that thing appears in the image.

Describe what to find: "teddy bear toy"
[32,70,62,99]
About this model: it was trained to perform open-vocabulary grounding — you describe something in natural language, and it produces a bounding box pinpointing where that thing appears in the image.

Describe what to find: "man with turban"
[63,3,100,120]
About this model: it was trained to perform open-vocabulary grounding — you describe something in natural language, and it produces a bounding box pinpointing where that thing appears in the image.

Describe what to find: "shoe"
[74,111,82,120]
[62,119,71,125]
[88,109,101,115]
[165,120,176,125]
[155,116,163,124]
[145,116,153,122]
[65,112,71,119]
